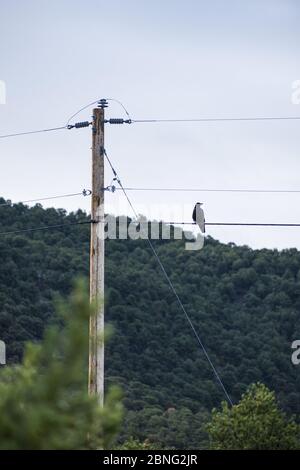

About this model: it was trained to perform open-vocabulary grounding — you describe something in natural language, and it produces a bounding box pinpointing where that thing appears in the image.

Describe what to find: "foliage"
[207,383,300,449]
[119,406,209,449]
[0,200,300,448]
[0,280,122,449]
[115,437,158,450]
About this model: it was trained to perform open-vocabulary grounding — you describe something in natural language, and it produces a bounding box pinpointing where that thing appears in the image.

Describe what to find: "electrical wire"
[104,148,233,406]
[66,97,131,126]
[0,220,92,237]
[162,222,300,227]
[0,125,68,139]
[0,189,92,208]
[132,116,300,124]
[113,187,300,194]
[2,105,299,139]
[0,97,130,139]
[207,222,300,227]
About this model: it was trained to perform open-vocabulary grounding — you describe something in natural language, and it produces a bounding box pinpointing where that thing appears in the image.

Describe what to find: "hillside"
[0,198,299,448]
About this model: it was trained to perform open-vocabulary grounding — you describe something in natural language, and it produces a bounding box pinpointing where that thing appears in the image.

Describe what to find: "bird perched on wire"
[192,202,205,233]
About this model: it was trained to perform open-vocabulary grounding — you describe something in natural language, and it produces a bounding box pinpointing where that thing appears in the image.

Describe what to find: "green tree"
[0,280,122,449]
[1,201,300,448]
[206,383,300,450]
[116,437,158,450]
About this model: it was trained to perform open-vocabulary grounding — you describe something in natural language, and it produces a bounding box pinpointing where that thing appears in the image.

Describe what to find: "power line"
[0,98,130,140]
[112,187,300,194]
[0,189,92,208]
[3,108,299,140]
[0,125,68,139]
[163,222,300,227]
[0,220,92,237]
[104,148,233,406]
[2,184,297,228]
[208,222,300,227]
[132,116,300,124]
[66,97,131,126]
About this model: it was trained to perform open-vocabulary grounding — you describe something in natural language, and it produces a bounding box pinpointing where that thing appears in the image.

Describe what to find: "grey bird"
[192,202,205,233]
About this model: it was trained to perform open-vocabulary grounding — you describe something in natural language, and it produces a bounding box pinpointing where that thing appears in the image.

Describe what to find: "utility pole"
[88,100,107,405]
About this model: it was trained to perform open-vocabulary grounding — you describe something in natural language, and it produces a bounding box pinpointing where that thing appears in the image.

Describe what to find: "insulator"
[107,118,132,124]
[74,121,90,128]
[98,99,108,108]
[109,118,125,124]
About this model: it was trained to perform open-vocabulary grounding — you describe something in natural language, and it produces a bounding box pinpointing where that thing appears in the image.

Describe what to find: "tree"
[206,383,300,450]
[1,202,300,448]
[116,437,158,450]
[0,280,122,449]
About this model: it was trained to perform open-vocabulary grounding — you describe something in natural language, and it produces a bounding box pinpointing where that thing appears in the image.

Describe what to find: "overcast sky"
[1,0,300,249]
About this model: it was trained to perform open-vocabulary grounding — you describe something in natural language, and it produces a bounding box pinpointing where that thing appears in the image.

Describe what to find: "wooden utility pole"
[89,102,106,405]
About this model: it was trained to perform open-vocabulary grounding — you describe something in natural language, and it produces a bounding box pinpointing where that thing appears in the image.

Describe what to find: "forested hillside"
[0,198,299,448]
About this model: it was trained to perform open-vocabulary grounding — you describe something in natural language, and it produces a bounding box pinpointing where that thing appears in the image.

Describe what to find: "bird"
[192,202,205,233]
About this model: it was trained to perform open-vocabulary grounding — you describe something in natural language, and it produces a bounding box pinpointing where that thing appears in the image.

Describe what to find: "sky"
[0,0,300,249]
